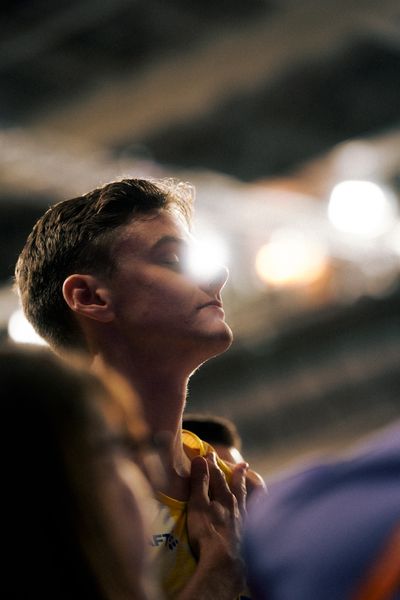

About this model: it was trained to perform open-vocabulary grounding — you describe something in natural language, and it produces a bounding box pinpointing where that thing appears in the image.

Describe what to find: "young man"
[16,177,264,599]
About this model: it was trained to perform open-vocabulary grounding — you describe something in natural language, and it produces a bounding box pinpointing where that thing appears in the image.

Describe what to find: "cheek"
[113,268,199,327]
[137,283,197,320]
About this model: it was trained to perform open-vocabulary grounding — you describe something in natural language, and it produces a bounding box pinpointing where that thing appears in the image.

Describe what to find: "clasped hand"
[185,452,249,599]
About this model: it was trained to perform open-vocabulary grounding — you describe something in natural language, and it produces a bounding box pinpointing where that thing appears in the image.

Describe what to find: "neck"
[91,350,193,493]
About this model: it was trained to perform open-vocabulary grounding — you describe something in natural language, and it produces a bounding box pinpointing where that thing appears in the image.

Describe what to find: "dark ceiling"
[136,39,400,179]
[0,0,270,125]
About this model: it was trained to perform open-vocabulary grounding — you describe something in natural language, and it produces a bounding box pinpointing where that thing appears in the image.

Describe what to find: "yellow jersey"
[148,430,250,599]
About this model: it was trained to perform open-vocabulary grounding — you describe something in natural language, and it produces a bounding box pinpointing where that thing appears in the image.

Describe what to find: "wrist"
[196,548,246,595]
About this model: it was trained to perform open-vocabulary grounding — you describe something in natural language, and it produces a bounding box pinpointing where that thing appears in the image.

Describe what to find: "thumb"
[230,462,248,517]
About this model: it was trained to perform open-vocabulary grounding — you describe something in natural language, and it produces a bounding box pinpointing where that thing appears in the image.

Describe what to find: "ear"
[62,274,115,323]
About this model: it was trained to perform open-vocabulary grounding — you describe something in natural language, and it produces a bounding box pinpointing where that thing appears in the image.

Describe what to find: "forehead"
[113,210,191,256]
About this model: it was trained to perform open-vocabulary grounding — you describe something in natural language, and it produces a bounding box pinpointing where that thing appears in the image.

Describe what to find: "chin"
[219,324,234,348]
[203,324,234,357]
[185,324,233,374]
[189,336,232,377]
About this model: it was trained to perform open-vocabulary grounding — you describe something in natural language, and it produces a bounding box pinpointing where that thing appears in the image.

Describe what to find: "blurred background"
[1,0,400,478]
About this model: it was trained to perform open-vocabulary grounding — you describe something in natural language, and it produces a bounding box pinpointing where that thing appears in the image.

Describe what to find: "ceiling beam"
[29,0,400,148]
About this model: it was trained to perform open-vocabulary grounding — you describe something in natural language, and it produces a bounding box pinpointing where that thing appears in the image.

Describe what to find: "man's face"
[107,210,233,368]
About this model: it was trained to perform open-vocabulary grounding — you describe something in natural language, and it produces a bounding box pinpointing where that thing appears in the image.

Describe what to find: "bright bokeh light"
[186,236,229,282]
[255,229,328,287]
[8,309,47,346]
[386,223,400,256]
[328,180,397,237]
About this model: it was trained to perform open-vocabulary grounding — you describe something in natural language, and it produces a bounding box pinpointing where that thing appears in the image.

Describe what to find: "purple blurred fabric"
[243,421,400,600]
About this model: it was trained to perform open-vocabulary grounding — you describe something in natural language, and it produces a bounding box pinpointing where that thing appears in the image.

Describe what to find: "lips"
[198,300,223,310]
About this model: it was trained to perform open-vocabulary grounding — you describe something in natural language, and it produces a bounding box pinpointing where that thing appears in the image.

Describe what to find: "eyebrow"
[150,235,187,252]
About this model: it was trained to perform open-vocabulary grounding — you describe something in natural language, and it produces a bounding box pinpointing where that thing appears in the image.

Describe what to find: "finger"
[246,469,268,499]
[206,452,235,506]
[230,462,248,517]
[189,455,210,509]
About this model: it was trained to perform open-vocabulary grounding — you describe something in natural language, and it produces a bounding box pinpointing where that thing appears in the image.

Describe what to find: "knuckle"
[225,492,237,512]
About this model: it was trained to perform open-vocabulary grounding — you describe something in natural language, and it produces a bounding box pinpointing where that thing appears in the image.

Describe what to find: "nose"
[200,264,229,296]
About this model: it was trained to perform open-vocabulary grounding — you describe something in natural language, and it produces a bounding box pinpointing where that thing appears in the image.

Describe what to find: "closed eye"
[162,253,180,264]
[151,235,190,271]
[160,253,183,271]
